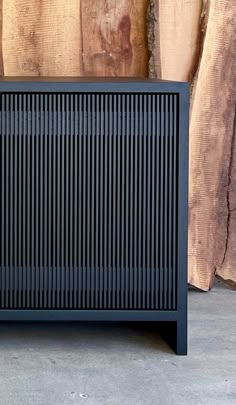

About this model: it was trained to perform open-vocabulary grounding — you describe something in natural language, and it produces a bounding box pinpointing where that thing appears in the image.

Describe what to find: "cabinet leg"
[160,319,187,355]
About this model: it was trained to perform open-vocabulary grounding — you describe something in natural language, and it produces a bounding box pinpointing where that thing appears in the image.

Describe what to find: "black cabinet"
[0,78,188,354]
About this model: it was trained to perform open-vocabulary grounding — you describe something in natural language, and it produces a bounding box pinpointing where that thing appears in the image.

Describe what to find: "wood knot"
[118,15,133,64]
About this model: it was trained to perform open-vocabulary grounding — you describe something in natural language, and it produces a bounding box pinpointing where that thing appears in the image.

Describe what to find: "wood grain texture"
[188,0,236,290]
[0,0,3,75]
[149,0,236,290]
[80,0,148,76]
[2,0,82,76]
[158,0,202,81]
[38,0,81,76]
[216,109,236,290]
[2,0,42,75]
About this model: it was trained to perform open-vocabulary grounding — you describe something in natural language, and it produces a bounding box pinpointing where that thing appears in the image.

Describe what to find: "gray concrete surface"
[0,280,235,405]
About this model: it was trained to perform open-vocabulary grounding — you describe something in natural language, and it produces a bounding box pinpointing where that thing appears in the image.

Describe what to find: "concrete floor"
[0,280,235,405]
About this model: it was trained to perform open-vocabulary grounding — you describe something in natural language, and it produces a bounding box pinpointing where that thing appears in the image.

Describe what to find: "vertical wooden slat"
[43,94,48,308]
[60,94,65,306]
[0,0,4,75]
[2,0,82,76]
[2,0,41,76]
[90,94,95,307]
[138,94,142,308]
[56,94,60,307]
[155,95,160,308]
[80,0,148,76]
[168,95,173,308]
[116,94,121,308]
[95,94,99,308]
[146,94,151,308]
[112,94,117,308]
[133,94,138,308]
[150,94,155,309]
[65,94,69,308]
[120,94,125,308]
[26,94,30,307]
[86,94,91,307]
[159,95,164,309]
[9,94,13,308]
[125,94,129,308]
[108,94,112,308]
[129,94,134,308]
[142,94,147,309]
[157,0,202,81]
[13,94,18,307]
[39,94,44,308]
[18,94,22,307]
[103,94,108,308]
[99,94,104,308]
[164,94,168,309]
[74,94,78,307]
[173,95,178,306]
[48,94,52,307]
[189,1,236,290]
[1,94,5,307]
[69,95,74,308]
[78,94,82,307]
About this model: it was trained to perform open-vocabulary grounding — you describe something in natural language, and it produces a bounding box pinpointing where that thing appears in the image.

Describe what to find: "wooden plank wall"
[149,0,236,290]
[0,0,235,290]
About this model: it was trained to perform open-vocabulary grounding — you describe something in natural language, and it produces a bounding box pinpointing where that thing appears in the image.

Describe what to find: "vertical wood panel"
[2,0,42,75]
[149,0,236,290]
[2,0,81,76]
[0,0,3,75]
[158,0,202,81]
[189,0,236,290]
[38,1,82,76]
[80,0,148,76]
